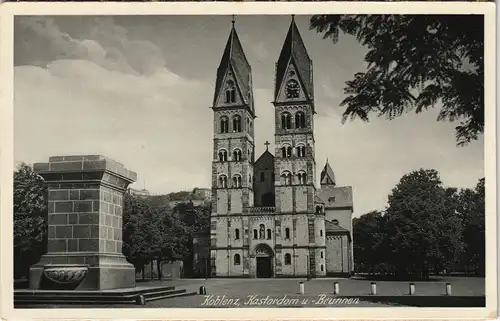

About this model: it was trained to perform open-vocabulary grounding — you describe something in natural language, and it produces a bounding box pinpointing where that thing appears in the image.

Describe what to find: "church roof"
[275,16,313,101]
[325,220,349,234]
[316,186,354,209]
[314,195,325,204]
[213,24,254,113]
[254,149,275,164]
[320,161,336,186]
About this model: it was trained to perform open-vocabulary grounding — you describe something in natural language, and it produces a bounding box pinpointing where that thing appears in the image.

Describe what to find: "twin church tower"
[209,16,354,278]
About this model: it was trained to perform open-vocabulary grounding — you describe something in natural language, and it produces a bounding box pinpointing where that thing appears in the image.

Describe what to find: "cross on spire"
[232,15,235,26]
[264,141,270,150]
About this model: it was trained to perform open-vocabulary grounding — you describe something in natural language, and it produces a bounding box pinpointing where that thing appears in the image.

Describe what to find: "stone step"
[14,286,195,306]
[15,291,198,306]
[145,291,198,302]
[142,288,187,299]
[14,286,176,298]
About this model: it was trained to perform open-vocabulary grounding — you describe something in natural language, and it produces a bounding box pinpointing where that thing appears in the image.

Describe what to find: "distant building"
[168,187,212,208]
[128,188,151,197]
[193,188,211,200]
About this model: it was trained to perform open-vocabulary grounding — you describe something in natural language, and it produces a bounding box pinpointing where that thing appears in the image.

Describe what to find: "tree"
[456,178,485,275]
[13,163,48,279]
[384,169,463,279]
[352,211,388,274]
[172,202,211,277]
[310,15,484,146]
[122,193,157,277]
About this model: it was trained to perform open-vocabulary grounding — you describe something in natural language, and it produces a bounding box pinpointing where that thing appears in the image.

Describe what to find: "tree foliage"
[310,15,484,146]
[122,194,211,277]
[384,169,464,278]
[352,211,387,273]
[353,169,484,279]
[455,178,485,275]
[13,163,48,278]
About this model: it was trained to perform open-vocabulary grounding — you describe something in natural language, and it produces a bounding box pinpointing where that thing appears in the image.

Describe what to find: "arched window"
[297,144,306,157]
[220,116,229,134]
[281,112,292,130]
[235,228,240,240]
[332,219,339,225]
[295,111,306,128]
[281,171,292,186]
[315,205,322,214]
[259,224,265,239]
[284,253,292,265]
[321,264,324,272]
[320,230,323,237]
[218,175,228,188]
[232,115,242,132]
[266,229,271,240]
[233,149,242,161]
[253,229,258,239]
[232,175,242,188]
[297,171,307,185]
[281,145,292,158]
[234,254,241,265]
[225,80,236,103]
[218,149,228,162]
[285,227,290,239]
[321,251,324,258]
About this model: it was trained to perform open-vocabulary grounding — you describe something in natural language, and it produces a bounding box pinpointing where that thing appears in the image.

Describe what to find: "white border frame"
[0,2,496,320]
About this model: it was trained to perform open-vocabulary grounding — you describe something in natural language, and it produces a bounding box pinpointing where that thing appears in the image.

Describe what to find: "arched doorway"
[253,243,274,278]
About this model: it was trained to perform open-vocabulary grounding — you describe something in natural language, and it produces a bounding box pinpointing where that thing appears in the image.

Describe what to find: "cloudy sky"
[14,15,484,216]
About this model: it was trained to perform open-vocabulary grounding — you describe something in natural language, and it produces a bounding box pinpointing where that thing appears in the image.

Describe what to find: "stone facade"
[29,155,137,290]
[208,18,353,278]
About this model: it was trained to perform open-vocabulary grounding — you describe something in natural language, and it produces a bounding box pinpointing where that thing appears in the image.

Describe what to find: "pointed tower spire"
[320,161,336,187]
[274,15,314,104]
[213,18,254,116]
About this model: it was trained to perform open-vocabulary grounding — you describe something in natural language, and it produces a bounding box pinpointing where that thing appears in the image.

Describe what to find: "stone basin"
[42,265,89,289]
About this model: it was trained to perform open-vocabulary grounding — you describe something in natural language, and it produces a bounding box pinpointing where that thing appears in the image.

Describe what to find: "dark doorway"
[256,257,273,278]
[261,192,275,207]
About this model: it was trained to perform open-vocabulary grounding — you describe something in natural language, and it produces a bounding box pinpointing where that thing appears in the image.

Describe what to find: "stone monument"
[29,155,137,290]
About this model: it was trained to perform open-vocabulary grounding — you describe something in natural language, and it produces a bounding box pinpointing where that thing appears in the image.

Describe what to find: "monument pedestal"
[29,155,137,290]
[15,155,197,306]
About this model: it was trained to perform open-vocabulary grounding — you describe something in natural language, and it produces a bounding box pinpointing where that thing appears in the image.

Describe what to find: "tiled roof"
[316,186,354,209]
[325,220,349,234]
[275,16,313,101]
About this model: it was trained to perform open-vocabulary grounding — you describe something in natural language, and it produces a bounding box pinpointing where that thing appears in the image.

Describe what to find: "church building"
[209,16,354,278]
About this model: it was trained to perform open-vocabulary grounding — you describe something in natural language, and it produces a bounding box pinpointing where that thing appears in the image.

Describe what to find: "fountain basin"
[42,265,89,290]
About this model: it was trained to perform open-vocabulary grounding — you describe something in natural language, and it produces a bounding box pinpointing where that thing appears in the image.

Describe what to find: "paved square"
[23,276,485,308]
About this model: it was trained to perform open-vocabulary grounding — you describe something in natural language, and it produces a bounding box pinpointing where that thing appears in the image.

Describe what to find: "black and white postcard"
[0,2,496,320]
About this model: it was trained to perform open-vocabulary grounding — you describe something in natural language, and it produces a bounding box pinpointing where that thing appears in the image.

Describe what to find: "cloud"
[14,58,214,194]
[15,16,167,76]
